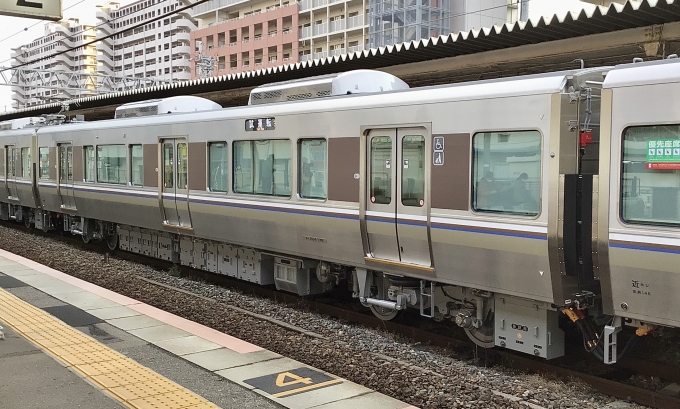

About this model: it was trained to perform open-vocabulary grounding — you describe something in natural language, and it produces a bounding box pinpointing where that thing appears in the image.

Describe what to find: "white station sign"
[0,0,62,21]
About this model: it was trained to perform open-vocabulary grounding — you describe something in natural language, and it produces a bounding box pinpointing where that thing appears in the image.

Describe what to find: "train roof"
[604,57,680,89]
[30,67,609,135]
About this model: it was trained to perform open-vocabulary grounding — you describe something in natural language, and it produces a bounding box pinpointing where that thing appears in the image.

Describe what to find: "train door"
[58,143,76,210]
[160,138,192,229]
[365,128,431,267]
[5,146,18,200]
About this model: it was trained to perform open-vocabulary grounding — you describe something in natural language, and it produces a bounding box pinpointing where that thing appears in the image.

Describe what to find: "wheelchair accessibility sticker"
[244,367,343,398]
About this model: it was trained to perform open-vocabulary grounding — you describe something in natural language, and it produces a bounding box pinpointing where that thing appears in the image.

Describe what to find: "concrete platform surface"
[0,248,417,409]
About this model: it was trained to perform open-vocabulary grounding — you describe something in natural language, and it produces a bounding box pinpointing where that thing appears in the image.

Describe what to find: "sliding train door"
[5,145,18,201]
[364,127,432,268]
[57,143,76,210]
[160,138,192,229]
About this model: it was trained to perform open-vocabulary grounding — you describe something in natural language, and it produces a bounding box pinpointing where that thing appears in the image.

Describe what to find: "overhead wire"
[2,0,211,73]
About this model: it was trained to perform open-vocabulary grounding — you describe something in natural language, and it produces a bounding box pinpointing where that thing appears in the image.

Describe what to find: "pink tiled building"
[190,4,298,78]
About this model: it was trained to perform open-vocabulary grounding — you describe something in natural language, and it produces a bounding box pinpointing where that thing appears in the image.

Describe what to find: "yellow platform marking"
[0,288,220,409]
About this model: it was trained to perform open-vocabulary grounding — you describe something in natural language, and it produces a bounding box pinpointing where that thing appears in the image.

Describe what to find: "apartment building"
[191,0,299,77]
[98,0,197,81]
[11,19,99,108]
[191,0,518,78]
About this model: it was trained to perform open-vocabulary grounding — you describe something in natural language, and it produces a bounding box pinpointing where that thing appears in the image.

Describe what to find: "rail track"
[2,220,680,409]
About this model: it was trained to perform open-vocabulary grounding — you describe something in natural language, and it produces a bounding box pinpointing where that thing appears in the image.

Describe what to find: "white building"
[98,0,197,81]
[11,19,99,108]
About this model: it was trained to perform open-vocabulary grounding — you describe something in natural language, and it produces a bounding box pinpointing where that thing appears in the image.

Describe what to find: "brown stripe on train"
[72,146,83,182]
[431,133,470,211]
[328,137,360,203]
[49,147,57,180]
[188,142,207,191]
[143,144,157,188]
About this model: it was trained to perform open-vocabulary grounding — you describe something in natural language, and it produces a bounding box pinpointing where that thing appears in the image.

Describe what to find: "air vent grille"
[115,105,159,119]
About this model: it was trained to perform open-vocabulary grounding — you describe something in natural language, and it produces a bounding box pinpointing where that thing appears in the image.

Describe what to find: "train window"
[39,147,49,179]
[84,146,95,182]
[233,139,291,196]
[97,145,126,185]
[208,142,228,192]
[6,147,15,177]
[177,143,188,189]
[401,135,424,207]
[370,136,392,204]
[621,125,680,226]
[163,142,173,189]
[298,139,326,200]
[21,148,30,178]
[471,131,541,216]
[130,145,143,186]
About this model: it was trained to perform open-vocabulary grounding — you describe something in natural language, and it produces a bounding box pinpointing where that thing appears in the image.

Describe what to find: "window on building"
[39,147,49,179]
[97,145,126,184]
[298,139,326,200]
[233,140,291,196]
[130,144,143,186]
[84,146,95,182]
[621,124,680,226]
[208,142,228,192]
[471,131,541,215]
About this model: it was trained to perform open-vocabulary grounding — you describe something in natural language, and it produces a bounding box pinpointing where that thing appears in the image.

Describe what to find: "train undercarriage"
[1,204,656,363]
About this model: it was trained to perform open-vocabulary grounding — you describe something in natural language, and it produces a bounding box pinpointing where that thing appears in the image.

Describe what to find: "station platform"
[0,248,416,409]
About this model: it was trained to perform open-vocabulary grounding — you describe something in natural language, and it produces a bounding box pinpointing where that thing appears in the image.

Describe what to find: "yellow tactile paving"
[0,288,221,409]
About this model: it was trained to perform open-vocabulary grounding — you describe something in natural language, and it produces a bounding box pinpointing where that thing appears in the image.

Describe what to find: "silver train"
[1,59,678,363]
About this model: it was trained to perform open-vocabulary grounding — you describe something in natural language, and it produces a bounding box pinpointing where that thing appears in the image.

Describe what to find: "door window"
[401,135,424,207]
[370,136,392,204]
[177,143,188,189]
[163,142,174,189]
[59,145,73,181]
[39,147,49,179]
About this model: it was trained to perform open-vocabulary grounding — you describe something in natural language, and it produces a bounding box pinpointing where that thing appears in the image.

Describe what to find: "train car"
[0,64,665,362]
[592,58,680,362]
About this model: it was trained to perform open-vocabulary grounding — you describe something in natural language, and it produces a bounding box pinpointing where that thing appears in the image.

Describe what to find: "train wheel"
[370,304,401,321]
[82,234,90,244]
[23,215,31,228]
[105,233,118,251]
[464,324,495,348]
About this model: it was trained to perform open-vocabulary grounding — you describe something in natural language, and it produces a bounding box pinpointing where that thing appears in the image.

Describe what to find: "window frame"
[129,144,144,186]
[84,145,96,182]
[470,129,543,218]
[38,147,49,180]
[20,147,31,179]
[232,139,292,198]
[297,138,328,201]
[208,141,229,193]
[96,144,127,185]
[619,124,680,228]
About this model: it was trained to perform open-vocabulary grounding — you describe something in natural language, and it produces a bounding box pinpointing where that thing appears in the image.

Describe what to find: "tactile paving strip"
[0,288,220,409]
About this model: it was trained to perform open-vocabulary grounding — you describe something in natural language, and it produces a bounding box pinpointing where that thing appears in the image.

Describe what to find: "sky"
[0,0,600,112]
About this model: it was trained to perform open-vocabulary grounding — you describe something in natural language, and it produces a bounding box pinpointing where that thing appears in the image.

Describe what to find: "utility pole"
[193,40,216,78]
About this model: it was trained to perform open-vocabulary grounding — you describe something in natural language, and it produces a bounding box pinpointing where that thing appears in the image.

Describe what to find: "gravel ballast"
[0,225,646,409]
